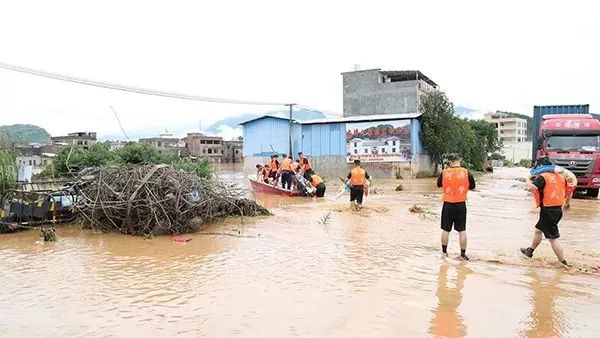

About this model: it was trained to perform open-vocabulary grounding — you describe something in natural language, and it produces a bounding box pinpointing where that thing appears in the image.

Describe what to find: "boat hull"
[248,176,301,197]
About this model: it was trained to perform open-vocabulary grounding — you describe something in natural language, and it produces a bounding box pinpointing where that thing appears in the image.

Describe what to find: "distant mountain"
[0,124,51,144]
[204,108,328,135]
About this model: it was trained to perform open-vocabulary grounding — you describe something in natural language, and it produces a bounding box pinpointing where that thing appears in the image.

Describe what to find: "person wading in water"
[347,159,370,211]
[437,154,476,260]
[520,156,570,267]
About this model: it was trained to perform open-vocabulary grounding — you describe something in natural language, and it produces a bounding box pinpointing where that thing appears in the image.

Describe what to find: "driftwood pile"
[75,164,270,235]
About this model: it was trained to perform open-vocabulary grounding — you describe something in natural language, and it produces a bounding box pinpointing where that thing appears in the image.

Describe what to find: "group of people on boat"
[255,152,326,197]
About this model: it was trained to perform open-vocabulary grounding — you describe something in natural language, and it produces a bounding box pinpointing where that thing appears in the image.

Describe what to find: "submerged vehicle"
[0,188,78,233]
[533,110,600,197]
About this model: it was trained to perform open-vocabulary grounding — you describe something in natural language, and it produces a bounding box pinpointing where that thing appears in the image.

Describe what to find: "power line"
[0,61,288,106]
[110,106,131,141]
[0,61,345,118]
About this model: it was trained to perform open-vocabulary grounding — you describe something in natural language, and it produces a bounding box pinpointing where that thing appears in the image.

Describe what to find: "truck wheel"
[587,188,599,198]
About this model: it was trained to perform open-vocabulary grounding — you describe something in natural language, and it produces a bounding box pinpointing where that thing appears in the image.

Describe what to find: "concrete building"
[484,112,528,143]
[51,132,97,148]
[342,69,438,117]
[501,142,533,164]
[222,139,243,163]
[185,133,223,163]
[139,132,184,155]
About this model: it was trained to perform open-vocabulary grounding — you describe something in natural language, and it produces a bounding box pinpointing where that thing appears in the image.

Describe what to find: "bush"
[518,159,532,168]
[173,158,213,179]
[0,149,17,193]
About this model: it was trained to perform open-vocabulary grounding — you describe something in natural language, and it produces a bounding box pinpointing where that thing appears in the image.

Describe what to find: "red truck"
[535,114,600,197]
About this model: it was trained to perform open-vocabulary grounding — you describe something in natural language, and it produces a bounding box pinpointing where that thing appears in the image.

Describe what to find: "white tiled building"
[484,112,528,143]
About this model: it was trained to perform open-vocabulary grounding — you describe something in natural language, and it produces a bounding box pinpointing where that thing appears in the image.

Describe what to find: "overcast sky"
[1,0,598,139]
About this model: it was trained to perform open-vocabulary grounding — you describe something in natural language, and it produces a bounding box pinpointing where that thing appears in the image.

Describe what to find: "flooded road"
[1,167,600,337]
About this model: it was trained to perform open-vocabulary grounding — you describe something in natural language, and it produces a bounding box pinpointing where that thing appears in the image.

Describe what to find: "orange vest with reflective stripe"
[281,158,293,171]
[441,167,469,203]
[350,167,366,186]
[310,175,323,187]
[538,172,566,207]
[269,159,278,171]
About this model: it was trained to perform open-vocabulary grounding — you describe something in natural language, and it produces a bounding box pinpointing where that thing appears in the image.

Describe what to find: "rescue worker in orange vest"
[347,159,370,210]
[291,159,302,191]
[268,155,279,182]
[520,157,570,267]
[278,154,294,190]
[298,152,314,180]
[309,174,326,197]
[437,154,476,260]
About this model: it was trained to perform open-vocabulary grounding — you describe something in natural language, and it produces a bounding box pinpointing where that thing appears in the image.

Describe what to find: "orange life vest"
[441,167,469,203]
[349,167,366,186]
[310,175,323,187]
[269,159,278,171]
[280,158,293,171]
[301,157,312,171]
[533,172,566,208]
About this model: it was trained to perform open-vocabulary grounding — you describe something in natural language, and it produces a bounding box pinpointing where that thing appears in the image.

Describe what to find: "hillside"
[0,124,51,144]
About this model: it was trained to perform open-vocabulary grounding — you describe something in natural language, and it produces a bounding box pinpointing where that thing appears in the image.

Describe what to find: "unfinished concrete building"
[342,69,438,117]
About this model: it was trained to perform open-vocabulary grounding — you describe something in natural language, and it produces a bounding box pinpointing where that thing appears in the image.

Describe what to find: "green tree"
[419,91,457,172]
[0,149,17,193]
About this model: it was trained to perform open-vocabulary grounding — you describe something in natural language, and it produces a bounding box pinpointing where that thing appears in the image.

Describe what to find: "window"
[208,149,212,154]
[364,149,368,154]
[354,142,357,147]
[354,149,358,154]
[381,148,385,153]
[84,141,88,145]
[500,123,505,127]
[235,150,239,154]
[200,140,206,144]
[214,140,220,144]
[77,140,83,145]
[157,141,162,147]
[202,149,206,154]
[393,141,396,146]
[33,160,37,165]
[43,160,48,165]
[392,148,396,153]
[207,140,213,144]
[29,160,32,165]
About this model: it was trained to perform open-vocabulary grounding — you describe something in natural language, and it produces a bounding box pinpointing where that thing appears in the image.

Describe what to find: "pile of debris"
[75,164,270,236]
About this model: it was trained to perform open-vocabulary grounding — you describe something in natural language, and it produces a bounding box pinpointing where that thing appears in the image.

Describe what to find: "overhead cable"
[0,61,288,106]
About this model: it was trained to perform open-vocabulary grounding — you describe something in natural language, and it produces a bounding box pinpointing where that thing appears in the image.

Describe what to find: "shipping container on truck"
[531,104,600,197]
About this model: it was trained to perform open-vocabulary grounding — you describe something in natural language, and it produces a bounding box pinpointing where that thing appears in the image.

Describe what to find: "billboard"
[346,120,412,163]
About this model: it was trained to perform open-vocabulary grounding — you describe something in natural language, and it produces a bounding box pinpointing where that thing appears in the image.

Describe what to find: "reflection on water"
[1,167,600,337]
[429,263,471,338]
[523,270,566,338]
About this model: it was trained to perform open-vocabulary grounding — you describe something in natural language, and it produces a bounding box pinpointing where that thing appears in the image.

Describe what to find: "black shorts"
[535,207,562,239]
[303,169,315,180]
[350,186,364,204]
[315,183,326,197]
[269,171,276,179]
[441,202,467,232]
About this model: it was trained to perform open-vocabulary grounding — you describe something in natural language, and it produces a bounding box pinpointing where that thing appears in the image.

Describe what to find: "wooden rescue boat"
[248,175,301,197]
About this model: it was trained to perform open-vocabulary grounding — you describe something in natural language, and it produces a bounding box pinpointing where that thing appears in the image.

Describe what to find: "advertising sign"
[346,120,412,163]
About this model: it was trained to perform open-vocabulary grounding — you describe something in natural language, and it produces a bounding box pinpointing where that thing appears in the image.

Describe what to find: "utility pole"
[286,103,296,157]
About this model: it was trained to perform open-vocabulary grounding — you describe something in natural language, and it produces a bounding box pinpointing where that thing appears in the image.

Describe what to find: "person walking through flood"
[278,154,294,190]
[520,156,570,267]
[309,174,326,197]
[347,159,370,210]
[437,154,476,260]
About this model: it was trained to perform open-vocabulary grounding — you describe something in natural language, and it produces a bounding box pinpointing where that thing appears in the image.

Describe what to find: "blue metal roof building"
[240,113,425,158]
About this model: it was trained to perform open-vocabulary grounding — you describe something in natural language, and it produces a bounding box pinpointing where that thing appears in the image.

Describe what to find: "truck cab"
[535,114,600,197]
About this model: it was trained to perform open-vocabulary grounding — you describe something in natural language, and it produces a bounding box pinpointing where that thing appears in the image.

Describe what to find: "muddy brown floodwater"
[1,167,600,337]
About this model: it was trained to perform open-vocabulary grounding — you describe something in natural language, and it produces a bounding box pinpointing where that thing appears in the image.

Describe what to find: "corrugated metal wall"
[243,118,295,156]
[301,123,346,156]
[410,119,424,155]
